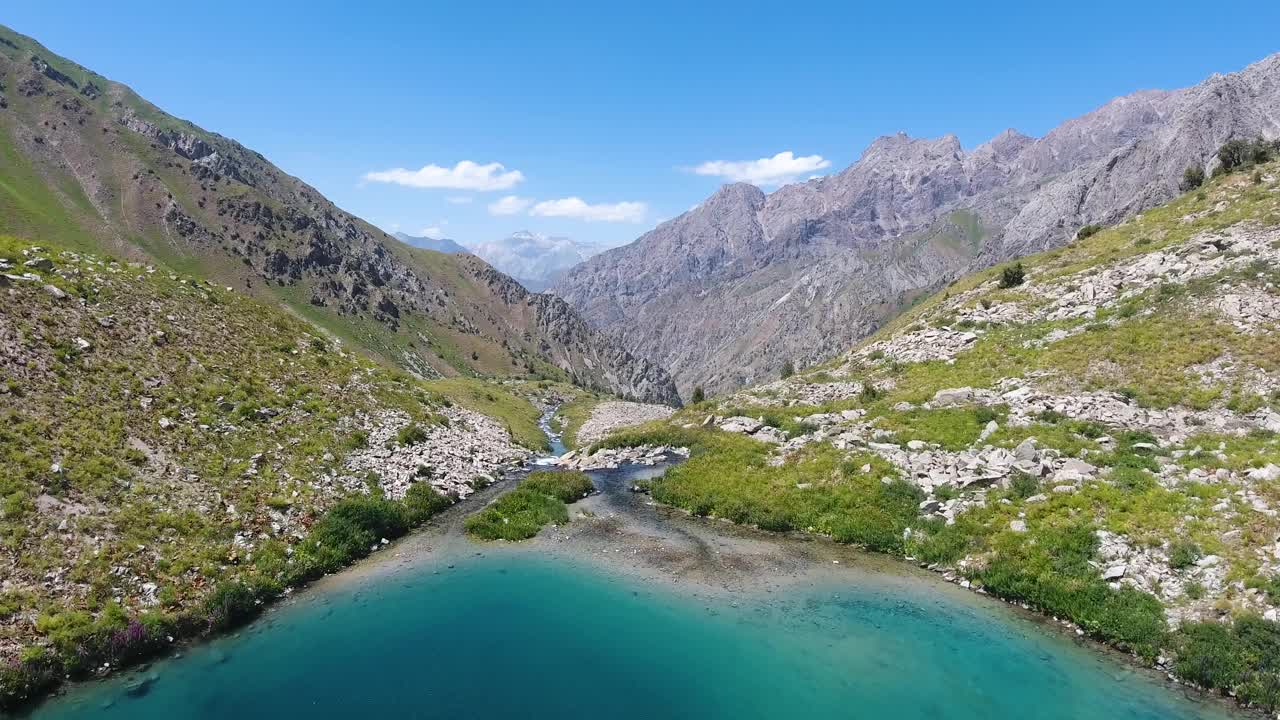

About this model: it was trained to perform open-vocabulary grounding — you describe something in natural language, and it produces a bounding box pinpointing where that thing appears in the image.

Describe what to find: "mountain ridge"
[0,23,679,405]
[553,52,1280,397]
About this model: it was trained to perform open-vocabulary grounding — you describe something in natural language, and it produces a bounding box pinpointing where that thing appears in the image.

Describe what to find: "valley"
[2,11,1280,720]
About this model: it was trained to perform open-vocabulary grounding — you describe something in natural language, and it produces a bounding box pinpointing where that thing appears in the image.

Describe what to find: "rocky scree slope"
[0,24,677,404]
[587,162,1280,711]
[0,236,570,707]
[554,53,1280,398]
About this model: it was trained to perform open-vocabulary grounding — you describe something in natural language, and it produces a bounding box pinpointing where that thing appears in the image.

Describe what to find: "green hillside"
[0,235,571,707]
[0,24,678,404]
[590,156,1280,711]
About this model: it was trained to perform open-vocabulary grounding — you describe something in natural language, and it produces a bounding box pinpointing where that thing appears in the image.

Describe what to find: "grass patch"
[464,470,593,541]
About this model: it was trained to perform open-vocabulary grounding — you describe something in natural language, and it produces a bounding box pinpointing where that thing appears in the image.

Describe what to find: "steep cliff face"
[554,54,1280,397]
[0,24,677,403]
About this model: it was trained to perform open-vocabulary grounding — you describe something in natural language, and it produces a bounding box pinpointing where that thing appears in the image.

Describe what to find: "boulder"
[932,387,975,406]
[719,416,763,434]
[1103,564,1127,581]
[1009,519,1027,533]
[1013,437,1038,463]
[1247,464,1280,482]
[754,426,787,444]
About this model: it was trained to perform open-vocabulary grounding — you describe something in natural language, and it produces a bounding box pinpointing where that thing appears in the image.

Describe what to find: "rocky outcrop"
[554,53,1280,397]
[573,401,677,447]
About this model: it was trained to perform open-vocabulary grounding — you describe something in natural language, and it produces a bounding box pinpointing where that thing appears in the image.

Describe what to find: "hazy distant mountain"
[554,52,1280,397]
[392,232,468,254]
[464,231,605,291]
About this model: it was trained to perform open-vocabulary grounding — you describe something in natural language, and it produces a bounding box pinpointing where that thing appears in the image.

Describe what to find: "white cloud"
[419,226,446,239]
[446,195,474,204]
[691,151,831,186]
[488,195,534,216]
[363,160,524,191]
[529,197,647,223]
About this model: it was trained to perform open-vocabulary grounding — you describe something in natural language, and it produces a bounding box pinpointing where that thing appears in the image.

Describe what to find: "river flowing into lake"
[26,414,1245,720]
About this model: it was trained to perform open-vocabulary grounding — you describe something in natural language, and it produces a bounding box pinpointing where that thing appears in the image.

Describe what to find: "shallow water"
[31,548,1237,720]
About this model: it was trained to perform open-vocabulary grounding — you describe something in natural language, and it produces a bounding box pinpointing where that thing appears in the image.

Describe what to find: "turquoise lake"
[29,549,1238,720]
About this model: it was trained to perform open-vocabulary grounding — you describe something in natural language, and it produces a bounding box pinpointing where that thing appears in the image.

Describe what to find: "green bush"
[997,262,1025,289]
[302,496,410,573]
[1075,224,1103,241]
[203,582,259,631]
[690,386,705,404]
[1181,164,1205,191]
[403,483,453,524]
[1168,540,1202,569]
[1216,137,1277,175]
[395,423,429,446]
[780,360,795,379]
[1008,471,1040,499]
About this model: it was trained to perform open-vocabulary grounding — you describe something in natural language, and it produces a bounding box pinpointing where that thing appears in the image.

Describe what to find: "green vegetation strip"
[465,470,594,541]
[1,484,453,709]
[598,415,1280,710]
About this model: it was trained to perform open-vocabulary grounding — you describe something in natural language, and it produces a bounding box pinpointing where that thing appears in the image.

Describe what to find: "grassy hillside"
[591,158,1280,711]
[0,235,555,708]
[0,23,678,404]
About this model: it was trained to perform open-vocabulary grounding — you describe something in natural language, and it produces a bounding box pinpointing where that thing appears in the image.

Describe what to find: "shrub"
[1008,471,1040,499]
[1181,164,1205,191]
[997,262,1025,289]
[302,496,410,573]
[403,483,453,524]
[395,423,429,446]
[690,386,705,404]
[859,382,883,404]
[780,360,795,379]
[1168,540,1202,570]
[1216,137,1276,175]
[202,582,259,631]
[1076,224,1103,241]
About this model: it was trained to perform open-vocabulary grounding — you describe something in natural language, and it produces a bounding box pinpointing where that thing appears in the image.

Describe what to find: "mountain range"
[553,53,1280,397]
[392,231,468,254]
[0,24,678,404]
[462,230,604,291]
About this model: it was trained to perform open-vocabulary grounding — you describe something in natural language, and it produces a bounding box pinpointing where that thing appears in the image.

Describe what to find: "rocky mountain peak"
[555,51,1280,397]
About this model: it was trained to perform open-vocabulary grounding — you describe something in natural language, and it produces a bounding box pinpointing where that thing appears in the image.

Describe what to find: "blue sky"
[5,1,1280,248]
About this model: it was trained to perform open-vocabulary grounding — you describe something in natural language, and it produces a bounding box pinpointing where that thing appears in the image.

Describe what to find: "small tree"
[997,262,1025,289]
[780,360,795,379]
[1181,164,1205,191]
[1215,137,1278,176]
[690,386,705,404]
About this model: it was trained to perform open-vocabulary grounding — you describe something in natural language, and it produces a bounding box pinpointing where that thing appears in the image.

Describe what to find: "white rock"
[719,416,763,434]
[933,387,976,406]
[1103,564,1127,581]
